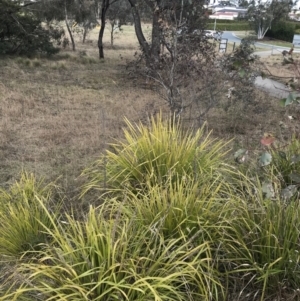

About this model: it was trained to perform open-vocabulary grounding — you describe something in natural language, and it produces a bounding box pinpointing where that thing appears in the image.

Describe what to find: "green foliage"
[0,0,63,55]
[259,152,272,167]
[207,22,250,31]
[266,21,295,43]
[2,205,222,301]
[81,114,230,198]
[222,36,258,103]
[270,138,300,189]
[208,20,248,24]
[0,172,57,259]
[280,92,300,107]
[234,130,300,201]
[118,174,229,240]
[221,194,300,299]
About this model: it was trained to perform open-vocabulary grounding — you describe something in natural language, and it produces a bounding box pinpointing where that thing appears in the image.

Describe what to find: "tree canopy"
[0,0,64,55]
[247,0,295,39]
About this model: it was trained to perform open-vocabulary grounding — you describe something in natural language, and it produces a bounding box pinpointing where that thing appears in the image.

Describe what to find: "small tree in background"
[107,0,132,47]
[247,0,274,39]
[127,0,259,125]
[97,0,119,58]
[74,0,99,44]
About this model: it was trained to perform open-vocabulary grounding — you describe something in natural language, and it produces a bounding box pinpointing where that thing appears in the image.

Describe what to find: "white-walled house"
[289,10,300,21]
[208,6,248,20]
[206,0,247,20]
[209,11,239,20]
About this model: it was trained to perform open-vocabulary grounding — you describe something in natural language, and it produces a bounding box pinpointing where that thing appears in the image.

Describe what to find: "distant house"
[289,12,300,21]
[209,6,247,20]
[209,12,238,20]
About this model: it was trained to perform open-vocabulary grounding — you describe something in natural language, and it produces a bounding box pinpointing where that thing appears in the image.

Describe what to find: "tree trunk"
[65,3,75,51]
[110,21,114,47]
[127,0,150,59]
[151,9,161,62]
[98,0,109,59]
[83,27,87,43]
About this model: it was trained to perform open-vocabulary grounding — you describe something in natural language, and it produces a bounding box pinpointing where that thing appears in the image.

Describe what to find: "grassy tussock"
[2,204,222,301]
[221,194,300,300]
[0,172,56,258]
[81,114,231,199]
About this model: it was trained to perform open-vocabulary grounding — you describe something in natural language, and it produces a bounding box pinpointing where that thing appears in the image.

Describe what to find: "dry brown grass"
[0,24,165,197]
[262,53,300,83]
[0,24,291,199]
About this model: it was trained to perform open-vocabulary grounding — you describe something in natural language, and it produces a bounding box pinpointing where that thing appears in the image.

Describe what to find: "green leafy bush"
[234,135,300,202]
[0,0,63,55]
[270,138,300,188]
[208,20,247,24]
[207,22,250,31]
[266,21,295,43]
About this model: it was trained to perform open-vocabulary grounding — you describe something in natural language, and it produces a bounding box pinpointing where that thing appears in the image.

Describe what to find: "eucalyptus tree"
[126,0,217,115]
[247,0,295,39]
[97,0,123,58]
[127,0,259,124]
[107,0,132,47]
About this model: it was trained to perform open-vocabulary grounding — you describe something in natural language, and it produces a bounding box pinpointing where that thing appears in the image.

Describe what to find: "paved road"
[221,32,300,55]
[293,34,300,46]
[221,31,242,44]
[254,77,291,99]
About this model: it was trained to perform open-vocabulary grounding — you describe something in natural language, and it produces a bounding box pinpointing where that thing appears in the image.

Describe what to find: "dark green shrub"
[266,21,295,42]
[289,21,300,30]
[207,22,250,31]
[208,19,246,24]
[270,138,300,188]
[0,0,64,55]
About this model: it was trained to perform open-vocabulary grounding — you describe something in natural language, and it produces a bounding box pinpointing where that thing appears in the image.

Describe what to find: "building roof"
[213,6,247,13]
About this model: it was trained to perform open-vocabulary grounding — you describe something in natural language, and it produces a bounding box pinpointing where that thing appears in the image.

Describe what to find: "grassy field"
[234,31,294,47]
[257,39,294,48]
[0,24,166,196]
[0,23,294,199]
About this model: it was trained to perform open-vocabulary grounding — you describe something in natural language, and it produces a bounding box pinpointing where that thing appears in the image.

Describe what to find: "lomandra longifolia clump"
[0,172,58,259]
[81,113,231,198]
[1,204,223,301]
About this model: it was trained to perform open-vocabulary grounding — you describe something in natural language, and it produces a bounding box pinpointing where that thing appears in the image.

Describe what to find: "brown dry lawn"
[262,52,300,83]
[0,24,296,199]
